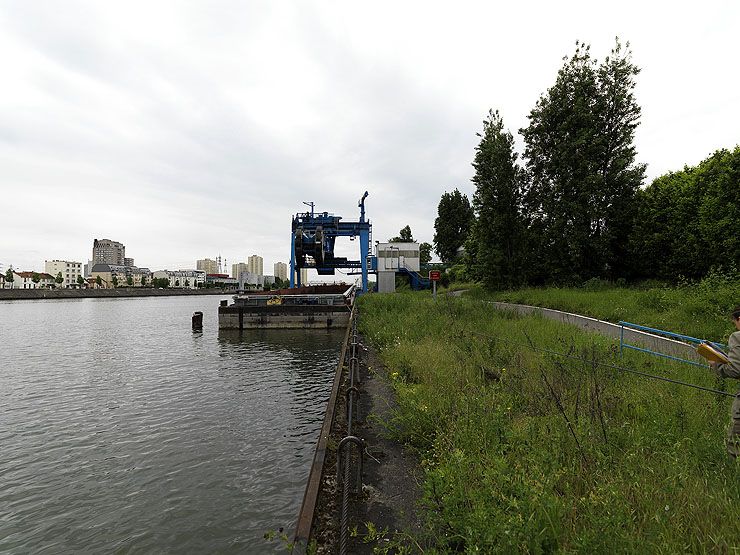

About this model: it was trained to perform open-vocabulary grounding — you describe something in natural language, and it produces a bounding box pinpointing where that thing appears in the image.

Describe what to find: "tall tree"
[468,109,526,289]
[521,39,644,283]
[433,189,473,263]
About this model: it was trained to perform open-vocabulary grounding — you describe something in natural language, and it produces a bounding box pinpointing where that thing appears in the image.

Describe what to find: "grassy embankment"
[357,290,740,553]
[463,273,739,343]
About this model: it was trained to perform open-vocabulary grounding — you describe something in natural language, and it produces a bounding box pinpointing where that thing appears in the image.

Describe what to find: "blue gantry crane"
[290,192,373,293]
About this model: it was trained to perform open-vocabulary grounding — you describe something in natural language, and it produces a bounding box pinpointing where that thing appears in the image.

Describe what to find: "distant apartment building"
[263,275,276,287]
[197,258,219,274]
[45,260,83,288]
[90,264,151,288]
[231,262,248,279]
[274,262,288,282]
[92,238,125,265]
[152,270,205,289]
[124,257,135,267]
[247,255,263,277]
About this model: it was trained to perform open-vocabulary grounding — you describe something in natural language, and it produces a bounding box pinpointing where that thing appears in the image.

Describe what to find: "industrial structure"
[290,192,372,293]
[374,242,429,293]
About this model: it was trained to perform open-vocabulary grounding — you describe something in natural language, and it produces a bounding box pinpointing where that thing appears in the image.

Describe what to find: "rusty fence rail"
[338,316,363,555]
[292,308,362,554]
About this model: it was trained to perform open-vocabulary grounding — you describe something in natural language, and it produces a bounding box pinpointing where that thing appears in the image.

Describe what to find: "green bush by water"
[358,292,740,553]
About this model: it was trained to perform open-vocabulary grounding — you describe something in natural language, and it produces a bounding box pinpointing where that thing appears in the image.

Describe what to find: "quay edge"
[218,284,354,330]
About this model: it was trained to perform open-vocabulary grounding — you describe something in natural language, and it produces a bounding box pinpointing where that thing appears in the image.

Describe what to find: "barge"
[218,284,355,330]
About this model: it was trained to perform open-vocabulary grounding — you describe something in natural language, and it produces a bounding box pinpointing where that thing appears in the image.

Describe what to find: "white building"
[274,262,288,282]
[376,242,421,293]
[45,260,83,288]
[152,270,206,289]
[376,242,420,272]
[11,271,55,289]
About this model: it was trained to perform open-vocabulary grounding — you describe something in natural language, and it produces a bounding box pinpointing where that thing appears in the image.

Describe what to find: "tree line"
[434,39,739,288]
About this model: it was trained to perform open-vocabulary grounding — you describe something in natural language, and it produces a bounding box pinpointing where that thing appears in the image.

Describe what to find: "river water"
[0,295,342,553]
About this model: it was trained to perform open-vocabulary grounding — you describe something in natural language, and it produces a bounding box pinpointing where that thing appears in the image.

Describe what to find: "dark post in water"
[192,311,203,331]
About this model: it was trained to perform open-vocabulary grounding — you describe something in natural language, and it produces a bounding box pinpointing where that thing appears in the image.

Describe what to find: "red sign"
[428,270,441,281]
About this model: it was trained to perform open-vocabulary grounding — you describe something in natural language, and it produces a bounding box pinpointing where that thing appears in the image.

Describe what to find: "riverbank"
[357,291,740,552]
[0,288,234,301]
[462,273,739,342]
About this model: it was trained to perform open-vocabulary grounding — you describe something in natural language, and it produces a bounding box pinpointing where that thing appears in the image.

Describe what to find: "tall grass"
[464,272,739,343]
[358,292,740,553]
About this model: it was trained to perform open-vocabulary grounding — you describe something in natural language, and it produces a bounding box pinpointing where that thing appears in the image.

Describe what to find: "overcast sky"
[1,1,738,278]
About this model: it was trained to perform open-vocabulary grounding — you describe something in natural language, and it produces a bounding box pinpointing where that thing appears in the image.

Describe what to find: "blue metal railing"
[618,321,726,368]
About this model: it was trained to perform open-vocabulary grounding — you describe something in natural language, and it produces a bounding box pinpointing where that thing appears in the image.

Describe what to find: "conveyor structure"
[290,192,374,293]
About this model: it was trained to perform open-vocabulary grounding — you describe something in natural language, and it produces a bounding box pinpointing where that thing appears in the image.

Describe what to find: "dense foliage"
[437,40,737,289]
[630,147,740,281]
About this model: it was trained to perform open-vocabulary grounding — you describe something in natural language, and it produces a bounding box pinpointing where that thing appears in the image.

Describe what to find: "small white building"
[376,242,421,293]
[11,271,55,289]
[376,242,420,272]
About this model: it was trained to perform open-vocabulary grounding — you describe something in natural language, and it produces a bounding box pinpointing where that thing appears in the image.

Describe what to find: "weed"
[358,291,740,553]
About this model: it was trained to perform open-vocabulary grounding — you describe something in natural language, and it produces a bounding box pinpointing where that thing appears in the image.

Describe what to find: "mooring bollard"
[192,311,203,331]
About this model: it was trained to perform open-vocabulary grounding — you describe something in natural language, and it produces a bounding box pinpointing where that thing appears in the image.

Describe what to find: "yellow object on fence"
[697,342,730,364]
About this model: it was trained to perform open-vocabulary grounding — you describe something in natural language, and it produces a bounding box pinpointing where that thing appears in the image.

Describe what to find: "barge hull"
[218,305,351,330]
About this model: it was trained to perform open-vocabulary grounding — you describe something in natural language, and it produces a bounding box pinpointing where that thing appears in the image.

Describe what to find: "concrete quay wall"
[488,301,706,364]
[0,288,234,301]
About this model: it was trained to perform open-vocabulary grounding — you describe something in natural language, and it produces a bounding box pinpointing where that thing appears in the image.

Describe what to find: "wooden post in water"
[192,311,203,331]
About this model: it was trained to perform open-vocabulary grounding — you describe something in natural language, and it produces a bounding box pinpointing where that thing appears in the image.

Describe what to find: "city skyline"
[1,2,738,273]
[2,239,288,277]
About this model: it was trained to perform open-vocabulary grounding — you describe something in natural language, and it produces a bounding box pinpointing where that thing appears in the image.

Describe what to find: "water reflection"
[0,296,340,553]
